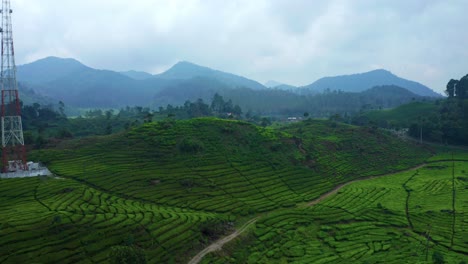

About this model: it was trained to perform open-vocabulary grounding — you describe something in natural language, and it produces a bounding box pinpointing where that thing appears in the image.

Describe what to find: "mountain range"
[16,56,441,109]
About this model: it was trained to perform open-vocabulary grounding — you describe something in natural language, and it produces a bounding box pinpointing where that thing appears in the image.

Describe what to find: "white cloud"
[10,0,468,92]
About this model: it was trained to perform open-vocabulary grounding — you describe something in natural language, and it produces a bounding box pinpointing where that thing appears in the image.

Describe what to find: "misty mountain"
[120,70,153,80]
[18,82,55,106]
[155,61,265,90]
[265,80,284,88]
[15,57,438,112]
[16,57,267,108]
[11,59,182,107]
[153,77,231,107]
[17,57,91,84]
[264,80,299,93]
[302,69,441,97]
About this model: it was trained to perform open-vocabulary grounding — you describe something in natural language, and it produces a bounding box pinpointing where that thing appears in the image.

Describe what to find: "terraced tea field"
[1,118,432,262]
[204,152,468,263]
[0,177,227,263]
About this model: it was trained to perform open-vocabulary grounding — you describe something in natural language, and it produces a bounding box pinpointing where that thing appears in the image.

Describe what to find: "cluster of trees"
[21,94,246,149]
[332,75,468,146]
[406,75,468,145]
[158,93,242,119]
[20,103,157,148]
[446,74,468,98]
[220,85,432,118]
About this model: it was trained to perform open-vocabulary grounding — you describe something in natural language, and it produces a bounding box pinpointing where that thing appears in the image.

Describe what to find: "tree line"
[20,94,247,149]
[405,74,468,145]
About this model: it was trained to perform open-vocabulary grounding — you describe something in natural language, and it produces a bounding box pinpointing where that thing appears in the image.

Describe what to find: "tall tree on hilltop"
[458,74,468,99]
[446,79,458,98]
[210,93,225,112]
[447,74,468,99]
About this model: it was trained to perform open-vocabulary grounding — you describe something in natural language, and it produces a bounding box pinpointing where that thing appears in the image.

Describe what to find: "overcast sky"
[11,0,468,93]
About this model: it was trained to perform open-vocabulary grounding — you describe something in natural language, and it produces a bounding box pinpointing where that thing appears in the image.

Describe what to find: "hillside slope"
[0,118,431,263]
[364,101,439,128]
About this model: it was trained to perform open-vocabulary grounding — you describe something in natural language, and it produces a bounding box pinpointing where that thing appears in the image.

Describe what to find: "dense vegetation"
[18,94,244,150]
[220,85,434,117]
[361,73,468,145]
[1,118,432,262]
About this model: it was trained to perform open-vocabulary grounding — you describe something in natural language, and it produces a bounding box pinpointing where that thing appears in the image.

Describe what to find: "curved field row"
[204,156,468,263]
[0,177,226,263]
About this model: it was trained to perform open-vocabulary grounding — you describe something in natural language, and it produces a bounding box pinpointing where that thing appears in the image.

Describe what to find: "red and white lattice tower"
[1,0,27,173]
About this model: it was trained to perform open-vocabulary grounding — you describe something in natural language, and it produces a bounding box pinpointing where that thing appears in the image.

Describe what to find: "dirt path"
[188,217,259,264]
[306,163,426,206]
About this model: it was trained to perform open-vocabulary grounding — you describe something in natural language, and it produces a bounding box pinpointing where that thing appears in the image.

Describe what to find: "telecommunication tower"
[0,0,27,173]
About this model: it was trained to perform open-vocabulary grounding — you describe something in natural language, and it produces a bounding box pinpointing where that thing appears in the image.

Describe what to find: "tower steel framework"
[0,0,27,173]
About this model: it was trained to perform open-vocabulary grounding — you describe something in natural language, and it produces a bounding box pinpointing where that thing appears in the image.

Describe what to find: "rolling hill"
[9,118,431,262]
[302,69,441,97]
[364,101,439,128]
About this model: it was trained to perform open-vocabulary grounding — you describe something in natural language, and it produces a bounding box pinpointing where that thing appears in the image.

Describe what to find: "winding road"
[188,217,259,264]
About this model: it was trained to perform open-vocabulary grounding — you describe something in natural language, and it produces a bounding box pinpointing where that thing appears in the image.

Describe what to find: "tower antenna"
[0,0,27,172]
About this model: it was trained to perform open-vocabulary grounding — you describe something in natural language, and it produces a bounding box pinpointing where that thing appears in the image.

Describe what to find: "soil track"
[307,163,426,206]
[188,217,259,264]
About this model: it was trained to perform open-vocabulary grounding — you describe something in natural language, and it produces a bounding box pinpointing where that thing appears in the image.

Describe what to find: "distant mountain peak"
[369,69,392,73]
[17,56,91,85]
[169,61,212,72]
[175,60,198,66]
[31,56,86,66]
[156,61,265,90]
[120,70,153,80]
[303,69,441,97]
[264,80,284,88]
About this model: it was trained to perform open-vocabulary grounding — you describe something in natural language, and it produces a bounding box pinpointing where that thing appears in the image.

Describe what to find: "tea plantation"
[204,153,468,263]
[1,118,435,262]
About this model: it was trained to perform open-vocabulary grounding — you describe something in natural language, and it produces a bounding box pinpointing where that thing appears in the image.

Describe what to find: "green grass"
[1,118,432,262]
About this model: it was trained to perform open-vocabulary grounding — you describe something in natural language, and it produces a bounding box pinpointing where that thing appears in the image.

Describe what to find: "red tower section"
[1,0,27,173]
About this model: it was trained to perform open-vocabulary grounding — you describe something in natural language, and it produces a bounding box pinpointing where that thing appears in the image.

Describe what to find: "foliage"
[446,74,468,99]
[220,85,433,118]
[362,98,468,145]
[21,95,244,150]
